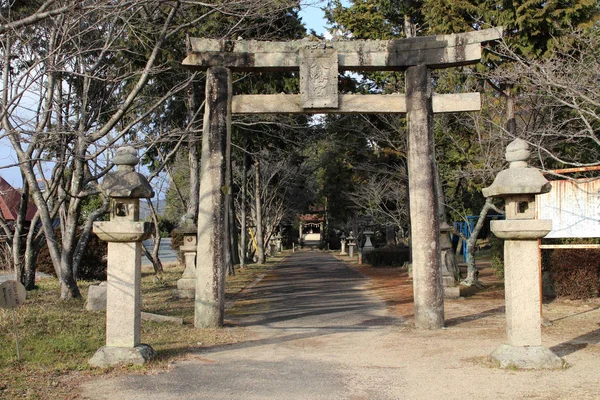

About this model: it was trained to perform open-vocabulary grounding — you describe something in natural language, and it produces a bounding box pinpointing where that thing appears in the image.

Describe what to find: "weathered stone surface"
[89,344,155,367]
[490,219,552,240]
[195,67,230,328]
[489,344,565,370]
[93,221,152,242]
[483,139,563,368]
[86,282,107,311]
[141,312,183,325]
[231,93,481,115]
[105,241,142,348]
[177,232,197,298]
[443,284,460,299]
[183,28,503,71]
[300,47,338,109]
[177,278,196,299]
[100,148,154,199]
[362,231,374,254]
[483,139,551,198]
[406,65,444,330]
[482,168,551,198]
[504,240,544,346]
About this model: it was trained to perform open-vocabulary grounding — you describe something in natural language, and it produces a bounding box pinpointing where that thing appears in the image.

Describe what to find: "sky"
[0,1,346,189]
[299,0,333,36]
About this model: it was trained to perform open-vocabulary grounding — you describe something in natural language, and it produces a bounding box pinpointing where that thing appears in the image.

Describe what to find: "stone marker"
[90,146,155,367]
[483,139,563,369]
[173,214,198,299]
[440,222,460,299]
[86,282,107,311]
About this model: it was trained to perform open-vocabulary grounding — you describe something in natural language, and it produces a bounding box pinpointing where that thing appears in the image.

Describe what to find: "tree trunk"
[434,161,459,282]
[12,178,28,283]
[505,88,516,136]
[187,74,200,221]
[254,158,265,264]
[225,120,236,275]
[239,151,248,268]
[142,199,164,278]
[460,198,501,287]
[23,213,43,290]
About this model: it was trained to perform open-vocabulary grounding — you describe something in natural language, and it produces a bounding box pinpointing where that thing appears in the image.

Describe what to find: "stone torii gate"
[182,27,502,329]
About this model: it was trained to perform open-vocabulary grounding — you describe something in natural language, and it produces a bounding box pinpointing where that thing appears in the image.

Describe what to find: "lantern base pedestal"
[489,344,564,370]
[177,277,196,298]
[89,344,155,367]
[442,281,461,299]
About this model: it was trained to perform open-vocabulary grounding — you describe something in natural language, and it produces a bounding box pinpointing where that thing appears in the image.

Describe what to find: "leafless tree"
[0,0,302,299]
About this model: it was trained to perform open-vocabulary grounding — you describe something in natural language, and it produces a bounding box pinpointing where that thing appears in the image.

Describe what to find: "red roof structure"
[0,176,37,221]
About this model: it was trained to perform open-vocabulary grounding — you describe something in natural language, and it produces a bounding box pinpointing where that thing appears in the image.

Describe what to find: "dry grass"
[0,254,285,399]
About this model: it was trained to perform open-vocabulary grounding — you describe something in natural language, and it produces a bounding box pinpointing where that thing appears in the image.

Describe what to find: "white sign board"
[0,280,26,309]
[537,179,600,239]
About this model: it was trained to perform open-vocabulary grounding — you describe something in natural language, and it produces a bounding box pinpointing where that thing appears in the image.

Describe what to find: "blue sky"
[299,1,331,35]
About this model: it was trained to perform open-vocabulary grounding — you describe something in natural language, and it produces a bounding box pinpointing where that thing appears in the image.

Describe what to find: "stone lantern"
[362,220,375,254]
[347,231,356,259]
[339,232,347,255]
[90,146,155,367]
[482,139,563,369]
[173,213,197,299]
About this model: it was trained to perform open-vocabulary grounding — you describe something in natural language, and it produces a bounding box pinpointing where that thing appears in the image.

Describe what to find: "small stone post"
[90,147,154,367]
[174,214,197,299]
[483,139,563,369]
[319,221,325,242]
[347,231,356,259]
[339,232,347,255]
[276,232,282,253]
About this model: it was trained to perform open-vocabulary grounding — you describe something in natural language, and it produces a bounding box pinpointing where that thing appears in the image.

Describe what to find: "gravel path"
[80,251,600,400]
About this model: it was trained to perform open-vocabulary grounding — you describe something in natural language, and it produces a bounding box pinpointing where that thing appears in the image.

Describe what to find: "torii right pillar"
[406,65,444,329]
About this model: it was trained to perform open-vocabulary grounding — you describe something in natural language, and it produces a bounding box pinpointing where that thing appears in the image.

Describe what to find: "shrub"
[490,235,505,279]
[550,249,600,299]
[364,246,410,267]
[37,228,107,280]
[170,229,185,264]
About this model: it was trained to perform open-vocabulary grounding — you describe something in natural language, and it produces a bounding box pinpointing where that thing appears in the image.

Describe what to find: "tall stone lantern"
[90,146,155,367]
[362,227,374,254]
[347,231,356,258]
[482,139,563,369]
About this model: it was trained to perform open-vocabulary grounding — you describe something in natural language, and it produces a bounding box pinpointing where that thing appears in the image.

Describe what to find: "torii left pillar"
[195,67,231,328]
[406,65,444,329]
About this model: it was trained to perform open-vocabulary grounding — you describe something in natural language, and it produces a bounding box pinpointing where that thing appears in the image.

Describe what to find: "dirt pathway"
[80,251,600,400]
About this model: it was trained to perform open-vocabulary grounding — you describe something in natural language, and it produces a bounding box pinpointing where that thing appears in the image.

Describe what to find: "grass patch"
[0,254,285,399]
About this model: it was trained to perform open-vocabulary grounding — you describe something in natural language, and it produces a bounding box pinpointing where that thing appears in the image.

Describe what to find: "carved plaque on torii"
[299,47,338,109]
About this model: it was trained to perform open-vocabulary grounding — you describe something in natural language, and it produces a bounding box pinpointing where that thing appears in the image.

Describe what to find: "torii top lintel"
[182,27,503,72]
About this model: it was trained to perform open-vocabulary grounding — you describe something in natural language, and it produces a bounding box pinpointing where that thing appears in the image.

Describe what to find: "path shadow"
[444,306,505,327]
[550,327,600,357]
